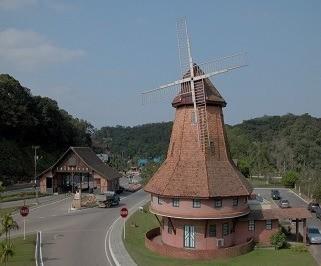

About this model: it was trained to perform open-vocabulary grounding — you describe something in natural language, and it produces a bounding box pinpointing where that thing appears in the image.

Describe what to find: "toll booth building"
[38,147,121,194]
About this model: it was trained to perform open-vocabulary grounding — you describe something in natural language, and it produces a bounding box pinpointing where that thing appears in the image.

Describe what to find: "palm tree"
[0,241,14,266]
[1,214,19,244]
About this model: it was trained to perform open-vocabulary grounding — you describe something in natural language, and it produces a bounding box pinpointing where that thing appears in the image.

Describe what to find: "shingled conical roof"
[172,64,226,108]
[144,70,252,198]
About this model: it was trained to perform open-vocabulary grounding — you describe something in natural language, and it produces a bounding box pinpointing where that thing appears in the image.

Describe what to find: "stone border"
[145,227,255,260]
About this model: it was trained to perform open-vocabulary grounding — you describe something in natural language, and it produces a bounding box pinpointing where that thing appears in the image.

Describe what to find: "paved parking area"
[254,188,321,265]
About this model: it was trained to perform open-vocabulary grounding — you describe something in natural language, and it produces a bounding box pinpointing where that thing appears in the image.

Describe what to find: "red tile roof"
[145,75,252,198]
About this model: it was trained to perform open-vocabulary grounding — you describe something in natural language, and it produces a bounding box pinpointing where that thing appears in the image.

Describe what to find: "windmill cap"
[172,64,227,108]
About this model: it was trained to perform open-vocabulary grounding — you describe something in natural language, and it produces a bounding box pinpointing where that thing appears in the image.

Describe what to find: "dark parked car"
[308,202,320,213]
[271,189,281,200]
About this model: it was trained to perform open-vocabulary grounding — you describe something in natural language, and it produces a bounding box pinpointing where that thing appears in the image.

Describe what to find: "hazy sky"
[0,0,320,128]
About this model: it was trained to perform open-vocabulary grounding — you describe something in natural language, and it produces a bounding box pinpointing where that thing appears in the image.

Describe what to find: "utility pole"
[32,146,40,204]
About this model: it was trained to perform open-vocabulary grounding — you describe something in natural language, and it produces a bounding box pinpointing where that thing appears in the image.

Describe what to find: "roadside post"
[120,207,128,240]
[20,205,29,240]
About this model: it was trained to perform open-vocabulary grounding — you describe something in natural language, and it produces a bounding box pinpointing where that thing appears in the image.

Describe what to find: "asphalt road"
[254,188,321,265]
[12,189,149,266]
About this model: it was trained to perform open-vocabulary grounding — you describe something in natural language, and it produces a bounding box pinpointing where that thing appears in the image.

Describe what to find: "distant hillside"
[93,113,321,175]
[2,74,320,183]
[0,74,93,184]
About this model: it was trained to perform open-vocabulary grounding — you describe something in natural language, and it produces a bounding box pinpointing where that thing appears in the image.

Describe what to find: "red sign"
[20,206,29,217]
[120,207,128,218]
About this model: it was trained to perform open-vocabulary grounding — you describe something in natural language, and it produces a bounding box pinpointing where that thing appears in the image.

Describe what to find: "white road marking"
[289,189,309,204]
[39,231,44,266]
[105,197,149,266]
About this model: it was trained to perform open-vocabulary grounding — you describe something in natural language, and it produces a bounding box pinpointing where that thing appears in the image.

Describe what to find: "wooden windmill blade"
[141,18,248,152]
[194,53,248,81]
[176,17,193,77]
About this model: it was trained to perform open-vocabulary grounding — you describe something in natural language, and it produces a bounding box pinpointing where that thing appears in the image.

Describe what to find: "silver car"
[279,199,290,208]
[307,227,321,244]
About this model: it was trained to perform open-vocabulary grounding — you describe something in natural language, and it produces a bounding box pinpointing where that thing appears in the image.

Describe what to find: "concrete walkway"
[108,197,149,266]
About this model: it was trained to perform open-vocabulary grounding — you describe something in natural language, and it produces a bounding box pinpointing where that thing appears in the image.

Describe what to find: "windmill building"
[143,19,310,260]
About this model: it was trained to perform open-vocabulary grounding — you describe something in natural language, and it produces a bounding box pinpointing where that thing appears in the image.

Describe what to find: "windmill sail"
[141,18,247,152]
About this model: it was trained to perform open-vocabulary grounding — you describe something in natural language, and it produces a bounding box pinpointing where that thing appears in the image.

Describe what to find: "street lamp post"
[32,146,40,204]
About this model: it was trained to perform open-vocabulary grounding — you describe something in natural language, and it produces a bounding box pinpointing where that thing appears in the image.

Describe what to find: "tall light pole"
[32,146,40,204]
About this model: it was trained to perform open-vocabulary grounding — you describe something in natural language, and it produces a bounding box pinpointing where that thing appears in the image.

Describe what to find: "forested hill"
[1,74,320,183]
[0,74,93,184]
[93,113,321,175]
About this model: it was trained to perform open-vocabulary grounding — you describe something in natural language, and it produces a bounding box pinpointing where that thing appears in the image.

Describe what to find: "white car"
[279,199,290,208]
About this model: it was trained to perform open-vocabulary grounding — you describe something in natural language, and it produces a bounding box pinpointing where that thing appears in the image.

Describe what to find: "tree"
[0,241,14,266]
[0,181,4,200]
[237,159,251,177]
[0,214,19,244]
[282,170,299,188]
[313,183,321,202]
[270,230,287,250]
[141,162,161,185]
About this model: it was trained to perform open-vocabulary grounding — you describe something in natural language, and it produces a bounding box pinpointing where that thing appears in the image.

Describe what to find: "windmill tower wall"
[143,81,282,259]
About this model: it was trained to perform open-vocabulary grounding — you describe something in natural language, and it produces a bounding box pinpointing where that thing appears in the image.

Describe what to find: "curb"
[107,197,149,266]
[35,231,44,266]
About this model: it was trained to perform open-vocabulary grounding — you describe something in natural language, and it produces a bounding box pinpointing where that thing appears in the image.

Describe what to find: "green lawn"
[0,192,48,203]
[0,207,18,216]
[124,206,316,266]
[3,234,36,266]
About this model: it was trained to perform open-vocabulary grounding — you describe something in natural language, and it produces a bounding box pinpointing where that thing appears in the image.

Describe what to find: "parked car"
[307,226,321,244]
[308,202,320,213]
[271,189,281,200]
[315,207,321,219]
[279,199,290,208]
[98,191,120,208]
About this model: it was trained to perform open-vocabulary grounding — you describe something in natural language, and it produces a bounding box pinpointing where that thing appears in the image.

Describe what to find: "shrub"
[282,171,299,188]
[290,244,308,252]
[270,230,287,250]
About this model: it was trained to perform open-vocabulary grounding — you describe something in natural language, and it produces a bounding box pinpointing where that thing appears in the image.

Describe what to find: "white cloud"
[0,28,85,69]
[0,0,37,10]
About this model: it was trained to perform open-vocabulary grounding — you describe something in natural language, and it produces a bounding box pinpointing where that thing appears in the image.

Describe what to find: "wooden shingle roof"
[145,77,252,198]
[38,147,121,181]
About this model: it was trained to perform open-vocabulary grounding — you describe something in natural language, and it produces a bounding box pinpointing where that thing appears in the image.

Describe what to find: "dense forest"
[0,74,92,184]
[1,74,321,186]
[93,114,321,178]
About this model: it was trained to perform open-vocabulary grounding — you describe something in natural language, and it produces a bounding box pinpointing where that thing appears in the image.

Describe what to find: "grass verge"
[0,207,18,216]
[1,234,36,266]
[0,192,49,203]
[123,206,316,266]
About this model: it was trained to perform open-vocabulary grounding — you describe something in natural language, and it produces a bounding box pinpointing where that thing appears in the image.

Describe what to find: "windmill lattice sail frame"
[141,18,247,152]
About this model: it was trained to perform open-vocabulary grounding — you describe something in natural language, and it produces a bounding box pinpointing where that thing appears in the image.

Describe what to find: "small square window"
[266,220,272,230]
[248,220,255,231]
[223,223,229,236]
[193,198,201,208]
[172,198,179,207]
[233,197,238,206]
[209,224,216,237]
[214,198,222,208]
[158,196,163,205]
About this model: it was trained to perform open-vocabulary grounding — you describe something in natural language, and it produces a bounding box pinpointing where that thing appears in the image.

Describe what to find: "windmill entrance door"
[184,225,195,248]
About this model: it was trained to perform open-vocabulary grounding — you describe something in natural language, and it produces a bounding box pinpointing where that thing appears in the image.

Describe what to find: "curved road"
[12,190,148,266]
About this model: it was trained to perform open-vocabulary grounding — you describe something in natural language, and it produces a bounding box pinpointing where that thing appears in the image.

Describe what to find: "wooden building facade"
[38,147,121,194]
